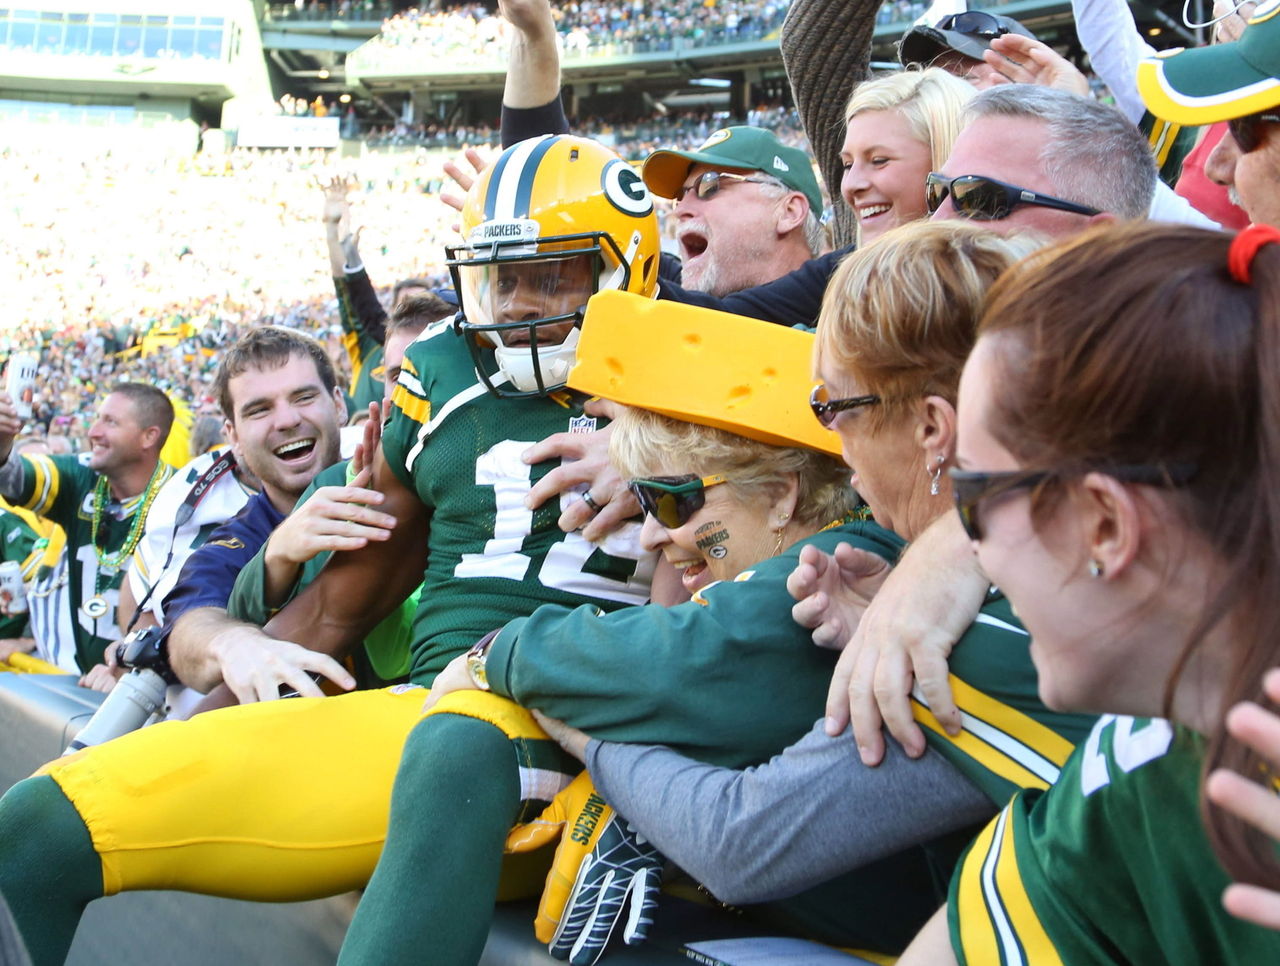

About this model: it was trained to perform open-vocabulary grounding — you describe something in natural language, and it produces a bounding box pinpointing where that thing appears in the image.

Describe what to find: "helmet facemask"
[448,227,636,398]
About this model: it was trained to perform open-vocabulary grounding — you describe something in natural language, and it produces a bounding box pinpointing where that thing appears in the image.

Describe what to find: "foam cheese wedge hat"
[568,290,841,457]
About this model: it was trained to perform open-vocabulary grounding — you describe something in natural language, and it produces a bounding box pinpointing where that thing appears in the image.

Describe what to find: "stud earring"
[1088,559,1103,578]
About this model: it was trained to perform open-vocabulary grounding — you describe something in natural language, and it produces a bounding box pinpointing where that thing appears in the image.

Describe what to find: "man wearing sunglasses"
[928,85,1157,237]
[638,126,826,299]
[1138,0,1280,227]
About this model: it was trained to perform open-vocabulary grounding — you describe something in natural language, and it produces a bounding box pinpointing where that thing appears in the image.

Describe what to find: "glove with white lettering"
[549,807,662,965]
[505,772,663,965]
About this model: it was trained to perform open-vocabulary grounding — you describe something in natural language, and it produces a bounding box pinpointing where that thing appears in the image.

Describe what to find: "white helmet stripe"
[490,135,556,222]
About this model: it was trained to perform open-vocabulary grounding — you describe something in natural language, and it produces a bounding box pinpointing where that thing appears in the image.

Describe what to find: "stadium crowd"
[3,0,1280,964]
[5,146,456,449]
[358,0,803,62]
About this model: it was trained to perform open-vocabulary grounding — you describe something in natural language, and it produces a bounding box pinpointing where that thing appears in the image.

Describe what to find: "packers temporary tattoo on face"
[695,520,730,558]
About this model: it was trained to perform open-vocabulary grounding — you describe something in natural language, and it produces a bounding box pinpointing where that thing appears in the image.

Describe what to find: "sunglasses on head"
[1227,111,1280,154]
[934,10,1009,37]
[949,463,1197,542]
[628,474,728,529]
[675,171,776,203]
[809,383,881,429]
[925,173,1101,222]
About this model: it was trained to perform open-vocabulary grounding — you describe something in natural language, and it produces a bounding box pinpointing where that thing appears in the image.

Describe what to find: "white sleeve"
[1073,0,1158,124]
[1148,180,1224,228]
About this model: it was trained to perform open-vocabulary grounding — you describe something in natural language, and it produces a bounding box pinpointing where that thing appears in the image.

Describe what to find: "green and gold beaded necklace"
[81,462,167,621]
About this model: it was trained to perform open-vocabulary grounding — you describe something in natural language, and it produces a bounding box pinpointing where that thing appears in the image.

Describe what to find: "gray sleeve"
[586,719,994,905]
[0,456,24,504]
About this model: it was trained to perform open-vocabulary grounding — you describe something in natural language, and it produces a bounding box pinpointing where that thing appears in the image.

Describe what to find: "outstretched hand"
[264,466,395,570]
[822,514,984,765]
[498,0,557,36]
[440,146,495,220]
[984,34,1090,96]
[787,541,892,650]
[320,174,356,229]
[1207,667,1280,932]
[213,624,355,704]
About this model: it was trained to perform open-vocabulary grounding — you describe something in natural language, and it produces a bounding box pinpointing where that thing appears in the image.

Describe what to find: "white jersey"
[27,550,79,673]
[127,449,254,625]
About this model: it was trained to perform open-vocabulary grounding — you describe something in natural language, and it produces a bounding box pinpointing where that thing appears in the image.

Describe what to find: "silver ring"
[581,491,604,513]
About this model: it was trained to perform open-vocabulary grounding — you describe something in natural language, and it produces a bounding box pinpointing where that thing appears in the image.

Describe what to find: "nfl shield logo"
[569,414,598,434]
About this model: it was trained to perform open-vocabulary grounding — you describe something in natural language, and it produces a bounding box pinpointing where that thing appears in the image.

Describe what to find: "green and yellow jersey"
[382,319,655,684]
[14,454,172,670]
[949,714,1280,964]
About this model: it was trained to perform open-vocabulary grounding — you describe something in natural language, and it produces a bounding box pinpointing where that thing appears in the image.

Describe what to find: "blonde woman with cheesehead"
[840,67,973,244]
[533,221,1098,957]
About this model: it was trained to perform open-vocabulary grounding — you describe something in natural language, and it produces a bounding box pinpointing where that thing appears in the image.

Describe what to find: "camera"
[63,626,177,755]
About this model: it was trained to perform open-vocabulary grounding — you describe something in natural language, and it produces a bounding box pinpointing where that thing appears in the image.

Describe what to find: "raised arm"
[499,0,570,146]
[0,393,26,500]
[779,0,881,249]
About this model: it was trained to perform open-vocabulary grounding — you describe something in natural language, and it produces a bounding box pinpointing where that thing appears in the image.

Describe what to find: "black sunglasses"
[1227,111,1280,154]
[925,173,1101,222]
[675,171,776,203]
[950,463,1197,541]
[628,474,728,529]
[809,383,881,429]
[934,11,1009,38]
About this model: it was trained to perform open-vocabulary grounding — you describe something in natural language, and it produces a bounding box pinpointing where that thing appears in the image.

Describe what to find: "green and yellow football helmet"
[448,135,661,398]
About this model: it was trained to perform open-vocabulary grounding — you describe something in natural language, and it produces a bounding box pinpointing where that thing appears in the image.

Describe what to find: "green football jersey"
[0,508,40,638]
[912,592,1098,805]
[1140,111,1199,188]
[949,715,1280,965]
[382,320,655,684]
[335,274,386,413]
[16,453,172,670]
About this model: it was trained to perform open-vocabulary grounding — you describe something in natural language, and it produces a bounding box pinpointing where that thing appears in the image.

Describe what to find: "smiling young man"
[159,326,363,702]
[0,383,173,671]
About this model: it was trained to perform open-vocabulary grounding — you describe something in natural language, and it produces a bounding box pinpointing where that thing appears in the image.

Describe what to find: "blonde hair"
[845,67,974,172]
[610,408,857,529]
[815,220,1042,424]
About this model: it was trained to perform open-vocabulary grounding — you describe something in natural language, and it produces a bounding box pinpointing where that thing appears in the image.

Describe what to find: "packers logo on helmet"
[448,135,661,398]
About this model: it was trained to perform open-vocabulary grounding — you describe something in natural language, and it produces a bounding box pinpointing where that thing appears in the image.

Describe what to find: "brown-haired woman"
[899,221,1280,963]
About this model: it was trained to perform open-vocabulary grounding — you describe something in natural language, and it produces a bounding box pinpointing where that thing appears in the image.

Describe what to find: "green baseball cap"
[1137,0,1280,125]
[642,126,823,215]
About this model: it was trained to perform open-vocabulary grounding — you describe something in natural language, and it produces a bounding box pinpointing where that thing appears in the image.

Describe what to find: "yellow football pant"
[38,686,562,901]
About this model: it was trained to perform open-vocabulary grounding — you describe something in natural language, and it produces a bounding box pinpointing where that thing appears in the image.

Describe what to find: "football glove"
[505,772,664,964]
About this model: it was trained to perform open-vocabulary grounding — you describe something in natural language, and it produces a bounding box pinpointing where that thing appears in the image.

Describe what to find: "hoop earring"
[929,456,945,497]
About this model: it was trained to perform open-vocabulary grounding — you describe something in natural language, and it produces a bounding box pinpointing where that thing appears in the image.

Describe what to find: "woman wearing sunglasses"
[336,326,917,963]
[896,222,1280,963]
[526,222,1105,954]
